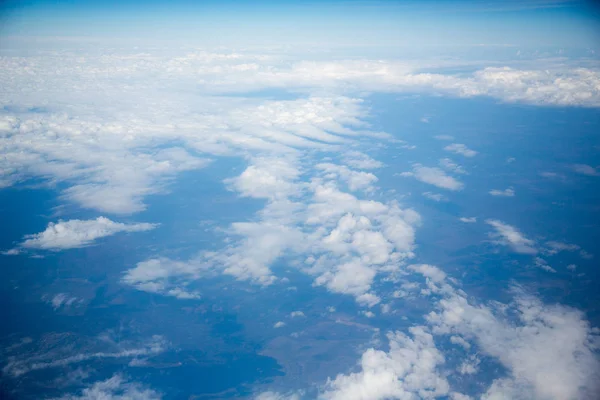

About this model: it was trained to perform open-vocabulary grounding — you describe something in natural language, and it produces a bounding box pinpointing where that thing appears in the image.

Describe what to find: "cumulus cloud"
[320,327,450,400]
[122,258,205,299]
[316,163,378,192]
[12,217,157,251]
[459,217,477,223]
[342,151,383,170]
[53,374,161,400]
[274,321,286,328]
[489,188,515,197]
[401,164,464,191]
[290,311,305,318]
[444,144,477,158]
[486,219,537,254]
[405,265,600,400]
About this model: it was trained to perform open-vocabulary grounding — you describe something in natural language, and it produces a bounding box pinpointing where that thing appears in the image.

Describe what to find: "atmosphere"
[1,1,600,400]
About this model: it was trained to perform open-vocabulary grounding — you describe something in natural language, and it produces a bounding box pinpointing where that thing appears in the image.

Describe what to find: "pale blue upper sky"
[1,0,599,49]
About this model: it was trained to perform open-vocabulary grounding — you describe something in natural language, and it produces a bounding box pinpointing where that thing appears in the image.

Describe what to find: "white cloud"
[572,164,599,176]
[274,321,286,328]
[4,335,167,377]
[316,163,378,192]
[407,266,600,400]
[320,327,449,400]
[402,164,464,191]
[342,151,383,170]
[255,391,301,400]
[122,258,205,299]
[439,158,467,174]
[533,257,557,273]
[47,293,78,310]
[14,217,157,251]
[434,135,455,141]
[422,192,448,202]
[459,217,477,223]
[489,188,515,197]
[53,374,161,400]
[486,219,537,254]
[290,311,305,318]
[444,144,477,158]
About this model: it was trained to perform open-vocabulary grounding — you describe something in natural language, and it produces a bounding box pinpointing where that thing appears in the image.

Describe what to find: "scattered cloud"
[486,219,537,254]
[401,164,464,191]
[53,374,161,400]
[320,326,450,400]
[572,164,599,176]
[274,321,286,328]
[444,143,477,157]
[290,311,305,318]
[459,217,477,223]
[434,135,455,141]
[489,188,515,197]
[11,217,157,252]
[439,158,467,174]
[422,192,448,202]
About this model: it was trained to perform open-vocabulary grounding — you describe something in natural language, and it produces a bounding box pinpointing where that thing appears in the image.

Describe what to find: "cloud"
[439,158,467,174]
[401,164,464,191]
[320,326,450,400]
[122,258,205,299]
[342,151,383,170]
[572,164,599,176]
[47,293,79,310]
[486,219,537,254]
[435,135,455,141]
[316,163,378,192]
[255,391,301,400]
[444,144,477,157]
[422,192,448,202]
[53,374,161,400]
[274,321,286,328]
[426,290,600,400]
[3,335,167,377]
[13,217,157,251]
[489,188,515,197]
[459,217,477,223]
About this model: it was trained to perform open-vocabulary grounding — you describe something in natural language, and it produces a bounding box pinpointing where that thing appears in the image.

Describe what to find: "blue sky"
[2,0,599,48]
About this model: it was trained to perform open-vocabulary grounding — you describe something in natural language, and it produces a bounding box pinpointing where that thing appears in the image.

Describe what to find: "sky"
[1,0,599,48]
[1,0,600,400]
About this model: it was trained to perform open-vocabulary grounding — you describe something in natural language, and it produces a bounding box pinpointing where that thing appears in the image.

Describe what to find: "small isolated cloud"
[290,311,305,318]
[434,135,454,141]
[439,158,467,174]
[13,217,157,251]
[422,192,448,202]
[534,257,557,273]
[572,164,599,176]
[459,217,477,223]
[486,219,537,254]
[401,164,464,191]
[122,258,204,299]
[54,374,161,400]
[444,143,477,157]
[489,188,515,197]
[47,293,79,310]
[273,321,286,328]
[420,116,430,123]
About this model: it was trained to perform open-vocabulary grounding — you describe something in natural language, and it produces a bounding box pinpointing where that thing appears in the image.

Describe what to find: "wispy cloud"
[486,219,537,254]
